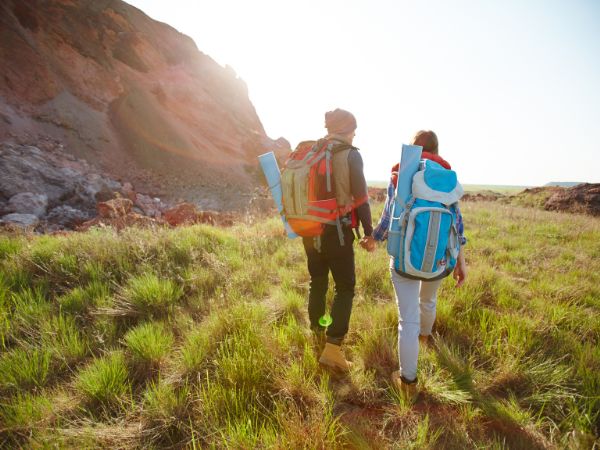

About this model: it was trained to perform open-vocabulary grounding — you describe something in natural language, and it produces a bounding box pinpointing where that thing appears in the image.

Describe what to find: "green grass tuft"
[75,351,130,407]
[0,347,52,392]
[0,390,53,429]
[0,235,23,260]
[121,273,182,316]
[123,321,174,369]
[42,314,89,366]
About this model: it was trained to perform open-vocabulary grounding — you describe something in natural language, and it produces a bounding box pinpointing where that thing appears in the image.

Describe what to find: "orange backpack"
[281,139,351,243]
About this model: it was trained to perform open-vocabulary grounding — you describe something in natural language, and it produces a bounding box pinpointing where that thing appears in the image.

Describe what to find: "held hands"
[359,235,376,252]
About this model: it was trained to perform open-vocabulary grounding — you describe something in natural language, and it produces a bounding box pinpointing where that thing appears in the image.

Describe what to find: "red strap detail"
[336,194,369,228]
[423,152,451,169]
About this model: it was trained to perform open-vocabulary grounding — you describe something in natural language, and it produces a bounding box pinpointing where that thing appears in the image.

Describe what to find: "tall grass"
[0,206,598,448]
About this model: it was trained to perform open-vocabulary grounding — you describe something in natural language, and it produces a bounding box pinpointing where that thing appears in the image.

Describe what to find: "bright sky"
[126,0,600,186]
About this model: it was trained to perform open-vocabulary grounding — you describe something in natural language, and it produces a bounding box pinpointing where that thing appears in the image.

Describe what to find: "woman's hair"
[411,130,438,155]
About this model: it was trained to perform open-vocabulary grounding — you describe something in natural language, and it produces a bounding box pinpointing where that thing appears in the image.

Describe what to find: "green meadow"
[0,202,598,449]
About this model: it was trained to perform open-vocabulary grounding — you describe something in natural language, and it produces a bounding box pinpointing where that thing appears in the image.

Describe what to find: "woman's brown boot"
[391,370,419,403]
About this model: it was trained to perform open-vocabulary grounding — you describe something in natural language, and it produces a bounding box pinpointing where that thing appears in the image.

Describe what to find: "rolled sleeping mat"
[387,144,422,256]
[258,152,298,238]
[396,144,423,207]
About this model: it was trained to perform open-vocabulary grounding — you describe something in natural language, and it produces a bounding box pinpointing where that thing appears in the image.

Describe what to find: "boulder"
[97,198,133,218]
[0,213,39,228]
[163,203,199,226]
[135,193,164,218]
[46,205,89,228]
[121,182,137,202]
[85,173,121,202]
[8,192,48,217]
[0,144,74,202]
[544,183,600,216]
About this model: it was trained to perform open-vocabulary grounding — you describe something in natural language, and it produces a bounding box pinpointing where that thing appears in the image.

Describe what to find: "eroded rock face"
[544,183,600,216]
[0,0,290,209]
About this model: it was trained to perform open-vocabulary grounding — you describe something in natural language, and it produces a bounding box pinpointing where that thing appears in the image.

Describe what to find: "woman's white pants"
[390,267,442,381]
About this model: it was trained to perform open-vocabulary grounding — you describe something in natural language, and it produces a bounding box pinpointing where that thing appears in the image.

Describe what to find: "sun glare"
[126,0,600,185]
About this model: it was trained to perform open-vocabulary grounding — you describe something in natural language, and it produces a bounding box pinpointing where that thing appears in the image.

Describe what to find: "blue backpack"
[387,159,464,281]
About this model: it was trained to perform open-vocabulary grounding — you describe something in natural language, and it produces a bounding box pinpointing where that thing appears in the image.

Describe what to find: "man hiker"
[303,108,374,372]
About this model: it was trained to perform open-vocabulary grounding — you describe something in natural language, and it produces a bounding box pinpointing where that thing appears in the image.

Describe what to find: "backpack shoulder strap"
[331,143,357,154]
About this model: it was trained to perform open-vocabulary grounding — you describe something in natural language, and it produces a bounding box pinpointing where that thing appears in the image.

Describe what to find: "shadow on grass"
[434,338,547,450]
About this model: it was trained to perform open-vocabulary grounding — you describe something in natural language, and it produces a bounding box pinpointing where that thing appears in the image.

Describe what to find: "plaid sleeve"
[456,204,467,246]
[372,180,395,241]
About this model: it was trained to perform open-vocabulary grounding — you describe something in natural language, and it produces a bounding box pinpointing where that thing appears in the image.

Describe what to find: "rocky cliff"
[0,0,288,213]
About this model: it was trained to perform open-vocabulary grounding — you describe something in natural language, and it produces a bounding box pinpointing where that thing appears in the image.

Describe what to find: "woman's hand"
[453,248,467,288]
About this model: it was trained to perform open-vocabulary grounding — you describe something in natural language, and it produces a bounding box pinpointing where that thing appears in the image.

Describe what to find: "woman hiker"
[361,130,468,400]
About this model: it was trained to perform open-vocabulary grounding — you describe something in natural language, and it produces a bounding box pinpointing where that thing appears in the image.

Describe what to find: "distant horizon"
[367,181,534,187]
[366,181,588,188]
[126,0,600,186]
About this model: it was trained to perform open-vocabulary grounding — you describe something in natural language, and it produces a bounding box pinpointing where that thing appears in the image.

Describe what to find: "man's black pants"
[302,225,356,345]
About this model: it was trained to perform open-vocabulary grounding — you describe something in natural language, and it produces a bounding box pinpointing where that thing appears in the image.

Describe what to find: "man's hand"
[359,235,376,252]
[453,249,467,288]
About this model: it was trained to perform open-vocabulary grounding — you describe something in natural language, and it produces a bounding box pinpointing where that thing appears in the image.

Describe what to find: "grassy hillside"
[0,203,599,448]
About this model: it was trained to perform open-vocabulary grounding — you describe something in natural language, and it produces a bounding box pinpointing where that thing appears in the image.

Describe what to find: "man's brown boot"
[319,342,353,372]
[419,334,430,346]
[391,370,419,403]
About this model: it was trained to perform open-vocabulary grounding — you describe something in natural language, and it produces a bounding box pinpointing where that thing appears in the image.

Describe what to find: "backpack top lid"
[412,159,464,205]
